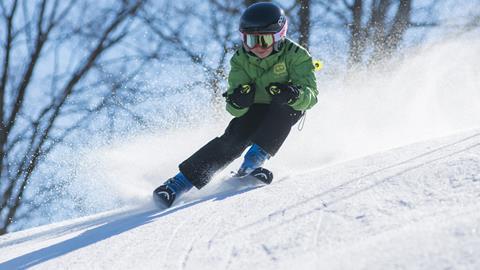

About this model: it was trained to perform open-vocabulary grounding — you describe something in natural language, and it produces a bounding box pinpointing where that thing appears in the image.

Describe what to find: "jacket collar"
[244,44,285,70]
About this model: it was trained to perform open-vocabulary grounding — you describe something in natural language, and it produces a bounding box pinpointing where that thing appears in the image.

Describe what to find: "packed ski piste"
[153,2,319,209]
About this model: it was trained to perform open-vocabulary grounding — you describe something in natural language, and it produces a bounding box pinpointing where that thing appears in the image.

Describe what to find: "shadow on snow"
[0,183,261,269]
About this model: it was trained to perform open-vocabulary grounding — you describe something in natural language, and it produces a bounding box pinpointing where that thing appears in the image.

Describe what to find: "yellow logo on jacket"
[273,62,287,75]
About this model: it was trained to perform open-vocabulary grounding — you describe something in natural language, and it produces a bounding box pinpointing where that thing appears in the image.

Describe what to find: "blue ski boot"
[236,144,271,177]
[153,172,193,209]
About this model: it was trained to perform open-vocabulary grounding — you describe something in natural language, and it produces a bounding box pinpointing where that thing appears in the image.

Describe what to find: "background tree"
[297,0,311,49]
[451,2,480,35]
[140,0,242,107]
[0,0,146,235]
[315,0,438,68]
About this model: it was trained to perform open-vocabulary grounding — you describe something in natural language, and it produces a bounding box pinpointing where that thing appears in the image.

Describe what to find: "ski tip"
[251,167,273,185]
[152,194,168,210]
[152,189,175,210]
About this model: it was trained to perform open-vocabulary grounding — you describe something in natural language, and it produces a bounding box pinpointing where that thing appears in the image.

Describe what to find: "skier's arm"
[287,50,318,111]
[226,54,251,117]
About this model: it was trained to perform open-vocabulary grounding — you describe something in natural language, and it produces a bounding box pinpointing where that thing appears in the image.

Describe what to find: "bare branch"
[342,0,353,10]
[141,15,212,73]
[209,0,241,14]
[0,0,146,235]
[317,0,350,24]
[5,0,53,134]
[1,0,19,124]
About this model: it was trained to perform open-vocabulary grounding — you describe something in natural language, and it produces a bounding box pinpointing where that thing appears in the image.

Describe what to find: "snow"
[1,38,480,269]
[0,129,480,269]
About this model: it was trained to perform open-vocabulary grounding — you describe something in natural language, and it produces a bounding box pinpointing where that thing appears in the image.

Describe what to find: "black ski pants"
[179,103,303,189]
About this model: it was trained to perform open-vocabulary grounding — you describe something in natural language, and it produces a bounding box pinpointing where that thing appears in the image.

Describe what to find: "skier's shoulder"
[230,45,249,65]
[283,38,312,59]
[232,44,250,59]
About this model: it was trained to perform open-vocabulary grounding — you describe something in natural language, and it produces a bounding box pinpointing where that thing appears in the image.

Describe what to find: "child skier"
[153,2,318,208]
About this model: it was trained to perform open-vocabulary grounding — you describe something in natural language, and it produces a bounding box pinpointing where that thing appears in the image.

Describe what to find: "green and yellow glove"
[223,84,256,109]
[266,82,301,105]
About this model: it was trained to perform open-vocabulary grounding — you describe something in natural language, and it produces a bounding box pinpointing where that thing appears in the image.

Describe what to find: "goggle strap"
[274,20,288,41]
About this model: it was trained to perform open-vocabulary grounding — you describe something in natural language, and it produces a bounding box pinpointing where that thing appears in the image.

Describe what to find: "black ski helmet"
[239,2,288,34]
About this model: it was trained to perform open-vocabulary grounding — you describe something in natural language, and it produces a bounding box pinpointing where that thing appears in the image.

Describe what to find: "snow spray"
[39,37,480,227]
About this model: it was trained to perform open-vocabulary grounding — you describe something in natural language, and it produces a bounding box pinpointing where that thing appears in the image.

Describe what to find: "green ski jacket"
[226,38,318,117]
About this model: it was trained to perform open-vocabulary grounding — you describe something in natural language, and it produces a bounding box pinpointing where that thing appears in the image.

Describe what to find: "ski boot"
[153,172,193,209]
[236,144,271,176]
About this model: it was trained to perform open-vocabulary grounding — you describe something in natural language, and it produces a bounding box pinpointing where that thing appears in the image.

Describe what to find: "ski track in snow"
[219,132,480,239]
[0,129,479,269]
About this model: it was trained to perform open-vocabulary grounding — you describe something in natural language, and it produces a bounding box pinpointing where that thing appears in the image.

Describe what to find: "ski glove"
[266,82,301,105]
[223,83,256,109]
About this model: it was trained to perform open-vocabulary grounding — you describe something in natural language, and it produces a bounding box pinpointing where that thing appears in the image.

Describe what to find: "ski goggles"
[242,33,275,49]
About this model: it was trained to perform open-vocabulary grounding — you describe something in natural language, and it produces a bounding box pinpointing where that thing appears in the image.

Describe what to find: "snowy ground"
[1,129,479,270]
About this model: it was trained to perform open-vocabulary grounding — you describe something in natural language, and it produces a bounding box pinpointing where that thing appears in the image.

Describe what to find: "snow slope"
[1,36,480,270]
[1,129,480,270]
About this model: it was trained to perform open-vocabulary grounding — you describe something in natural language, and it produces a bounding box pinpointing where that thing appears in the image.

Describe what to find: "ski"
[152,167,273,209]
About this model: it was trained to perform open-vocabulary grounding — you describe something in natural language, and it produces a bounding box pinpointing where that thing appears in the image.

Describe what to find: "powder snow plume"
[57,37,480,220]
